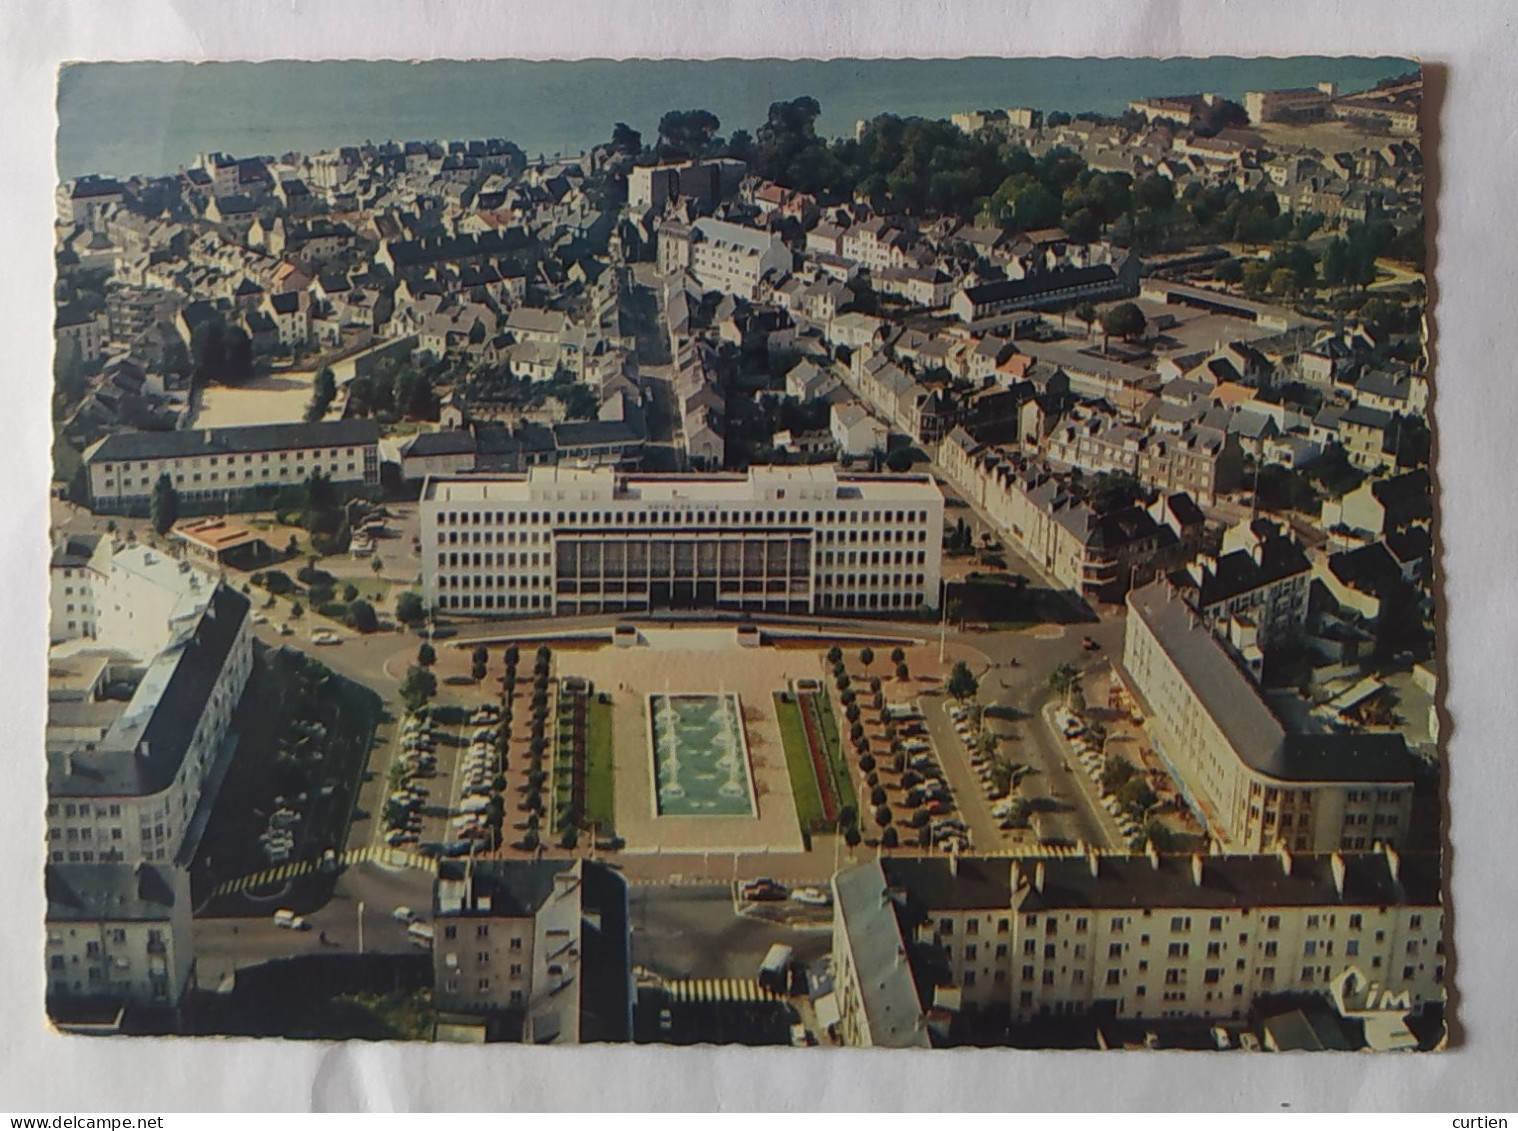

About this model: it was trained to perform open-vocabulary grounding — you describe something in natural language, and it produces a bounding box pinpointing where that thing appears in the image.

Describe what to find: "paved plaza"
[557,629,811,854]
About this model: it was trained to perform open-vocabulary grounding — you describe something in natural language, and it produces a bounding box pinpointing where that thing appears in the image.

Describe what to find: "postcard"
[45,56,1439,1052]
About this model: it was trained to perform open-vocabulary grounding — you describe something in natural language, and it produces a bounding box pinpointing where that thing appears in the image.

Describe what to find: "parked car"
[742,879,787,902]
[273,909,310,931]
[392,906,418,923]
[1081,635,1100,651]
[791,886,832,907]
[312,630,341,646]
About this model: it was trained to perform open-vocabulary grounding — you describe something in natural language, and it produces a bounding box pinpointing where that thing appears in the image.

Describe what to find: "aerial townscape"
[44,62,1441,1052]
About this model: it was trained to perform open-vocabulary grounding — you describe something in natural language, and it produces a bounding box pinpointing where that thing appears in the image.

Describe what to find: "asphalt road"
[628,883,832,983]
[193,859,437,987]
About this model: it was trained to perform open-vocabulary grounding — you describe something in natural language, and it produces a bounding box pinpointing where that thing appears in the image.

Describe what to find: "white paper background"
[2,0,1514,1112]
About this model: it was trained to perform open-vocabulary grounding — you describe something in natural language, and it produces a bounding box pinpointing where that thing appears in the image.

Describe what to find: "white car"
[392,906,418,923]
[791,886,832,907]
[312,630,341,646]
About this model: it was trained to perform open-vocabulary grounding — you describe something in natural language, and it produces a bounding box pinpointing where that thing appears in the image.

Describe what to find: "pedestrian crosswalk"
[664,978,780,1004]
[209,845,438,897]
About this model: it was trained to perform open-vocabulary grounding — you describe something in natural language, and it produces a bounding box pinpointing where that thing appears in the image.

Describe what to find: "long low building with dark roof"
[82,419,380,512]
[831,847,1443,1043]
[1120,581,1413,853]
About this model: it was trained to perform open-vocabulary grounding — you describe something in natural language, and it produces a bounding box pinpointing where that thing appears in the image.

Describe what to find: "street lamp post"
[357,900,365,955]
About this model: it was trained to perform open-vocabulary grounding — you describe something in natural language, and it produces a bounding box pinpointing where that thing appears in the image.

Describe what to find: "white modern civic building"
[420,466,944,617]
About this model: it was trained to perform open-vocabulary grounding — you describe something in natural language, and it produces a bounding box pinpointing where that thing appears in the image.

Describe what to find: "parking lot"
[375,699,504,858]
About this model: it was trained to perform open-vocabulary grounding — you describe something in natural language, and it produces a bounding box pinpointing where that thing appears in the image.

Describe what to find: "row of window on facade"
[103,462,360,490]
[438,550,548,568]
[938,910,1423,938]
[100,447,363,473]
[439,529,546,545]
[439,593,549,611]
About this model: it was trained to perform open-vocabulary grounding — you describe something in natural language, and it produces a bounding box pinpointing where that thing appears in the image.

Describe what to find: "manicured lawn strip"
[583,696,616,835]
[815,688,859,815]
[774,693,826,831]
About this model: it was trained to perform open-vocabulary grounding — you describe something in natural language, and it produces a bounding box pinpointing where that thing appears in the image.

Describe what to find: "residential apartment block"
[1120,583,1414,853]
[657,217,792,300]
[628,158,747,212]
[46,863,195,1014]
[46,545,253,1012]
[939,429,1205,601]
[82,419,381,512]
[1169,516,1312,650]
[432,859,631,1044]
[832,848,1442,1046]
[420,465,944,617]
[47,548,253,870]
[1043,412,1243,506]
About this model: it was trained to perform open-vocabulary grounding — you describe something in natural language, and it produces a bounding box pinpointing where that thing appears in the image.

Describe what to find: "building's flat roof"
[422,466,944,506]
[172,517,261,553]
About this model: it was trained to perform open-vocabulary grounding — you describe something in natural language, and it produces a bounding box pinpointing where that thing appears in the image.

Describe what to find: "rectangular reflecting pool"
[648,693,756,817]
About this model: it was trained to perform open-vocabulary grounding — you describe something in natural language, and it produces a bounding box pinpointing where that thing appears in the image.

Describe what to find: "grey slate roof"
[962,263,1118,306]
[1008,850,1438,913]
[1193,535,1310,608]
[552,419,643,450]
[435,859,575,918]
[87,419,379,464]
[47,863,181,923]
[400,431,477,458]
[832,861,933,1049]
[1126,583,1412,785]
[50,585,250,798]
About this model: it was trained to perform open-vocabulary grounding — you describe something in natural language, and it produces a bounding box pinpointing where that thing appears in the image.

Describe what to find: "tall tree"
[150,473,179,535]
[610,122,642,155]
[400,665,438,714]
[1048,662,1082,710]
[945,660,979,702]
[305,366,337,422]
[1100,301,1146,345]
[656,109,721,160]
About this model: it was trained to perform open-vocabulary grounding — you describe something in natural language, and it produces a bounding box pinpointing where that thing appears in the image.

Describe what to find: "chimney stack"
[1033,861,1045,893]
[1278,843,1293,877]
[1383,843,1401,884]
[1330,851,1347,898]
[1088,848,1101,880]
[1191,854,1205,888]
[1146,841,1160,871]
